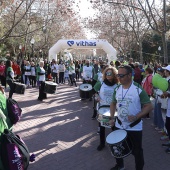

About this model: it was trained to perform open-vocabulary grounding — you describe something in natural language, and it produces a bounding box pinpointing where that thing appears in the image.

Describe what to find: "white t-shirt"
[51,64,59,73]
[68,64,75,74]
[113,82,150,131]
[58,64,65,72]
[99,82,117,106]
[39,67,45,81]
[31,66,36,76]
[25,65,31,76]
[83,66,93,80]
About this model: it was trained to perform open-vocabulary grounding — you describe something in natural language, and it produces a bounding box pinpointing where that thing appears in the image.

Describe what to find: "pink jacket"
[141,74,153,95]
[0,65,5,76]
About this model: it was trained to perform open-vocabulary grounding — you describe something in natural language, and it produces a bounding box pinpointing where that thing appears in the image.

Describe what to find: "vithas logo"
[67,41,74,46]
[67,40,96,47]
[76,41,96,46]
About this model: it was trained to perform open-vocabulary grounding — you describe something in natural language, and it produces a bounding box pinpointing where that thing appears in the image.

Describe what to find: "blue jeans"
[153,100,164,129]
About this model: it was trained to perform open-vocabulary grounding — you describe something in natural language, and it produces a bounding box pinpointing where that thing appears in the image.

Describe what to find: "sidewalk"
[10,83,170,170]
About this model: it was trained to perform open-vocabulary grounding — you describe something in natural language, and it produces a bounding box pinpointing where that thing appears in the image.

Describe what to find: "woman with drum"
[5,60,15,98]
[93,67,118,151]
[37,61,46,101]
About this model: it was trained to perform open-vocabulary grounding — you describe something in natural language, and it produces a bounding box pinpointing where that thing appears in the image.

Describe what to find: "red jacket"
[12,64,21,75]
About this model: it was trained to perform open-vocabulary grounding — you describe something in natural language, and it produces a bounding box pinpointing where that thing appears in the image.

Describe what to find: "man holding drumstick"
[109,65,152,170]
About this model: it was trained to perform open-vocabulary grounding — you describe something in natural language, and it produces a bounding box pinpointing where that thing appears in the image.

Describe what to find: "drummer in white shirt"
[51,60,59,84]
[37,61,46,101]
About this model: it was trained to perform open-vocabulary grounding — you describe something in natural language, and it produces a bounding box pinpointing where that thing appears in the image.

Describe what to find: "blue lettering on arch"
[75,41,97,46]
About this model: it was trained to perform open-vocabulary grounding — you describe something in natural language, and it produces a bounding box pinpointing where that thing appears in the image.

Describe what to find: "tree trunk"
[162,33,168,64]
[139,41,143,64]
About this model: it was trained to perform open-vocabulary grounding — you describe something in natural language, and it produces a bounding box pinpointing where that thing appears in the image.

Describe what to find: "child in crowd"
[64,66,69,84]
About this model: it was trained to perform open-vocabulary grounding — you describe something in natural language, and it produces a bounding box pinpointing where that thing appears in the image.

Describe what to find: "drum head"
[106,130,127,144]
[98,107,110,117]
[79,84,92,91]
[45,81,58,86]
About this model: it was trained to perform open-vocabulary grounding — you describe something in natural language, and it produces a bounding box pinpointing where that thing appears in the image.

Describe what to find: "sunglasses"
[105,72,113,76]
[116,73,128,78]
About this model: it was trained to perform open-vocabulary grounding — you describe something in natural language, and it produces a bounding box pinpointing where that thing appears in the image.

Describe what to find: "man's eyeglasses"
[116,74,128,78]
[105,72,113,76]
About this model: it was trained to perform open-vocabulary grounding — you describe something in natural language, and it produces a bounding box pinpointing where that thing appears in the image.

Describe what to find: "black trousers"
[6,80,15,98]
[165,116,170,140]
[52,72,58,84]
[75,71,80,80]
[30,76,36,87]
[59,72,64,83]
[99,123,114,145]
[114,127,144,170]
[0,75,6,87]
[38,81,47,100]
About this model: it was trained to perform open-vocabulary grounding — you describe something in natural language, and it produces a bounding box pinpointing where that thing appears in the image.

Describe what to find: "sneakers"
[91,116,96,120]
[97,144,105,151]
[151,123,156,127]
[160,135,169,141]
[110,164,125,170]
[162,141,170,147]
[158,130,165,134]
[155,127,163,131]
[165,147,170,154]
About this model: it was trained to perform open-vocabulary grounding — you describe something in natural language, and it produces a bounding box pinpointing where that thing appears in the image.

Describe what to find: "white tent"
[49,39,117,62]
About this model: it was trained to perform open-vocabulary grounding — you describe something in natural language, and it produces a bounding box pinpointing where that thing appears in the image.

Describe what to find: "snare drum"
[106,130,133,158]
[14,82,26,94]
[79,83,92,99]
[44,81,58,94]
[97,106,111,128]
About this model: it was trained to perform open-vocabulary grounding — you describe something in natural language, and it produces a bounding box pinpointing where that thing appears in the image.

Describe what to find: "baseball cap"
[157,67,164,73]
[162,65,170,72]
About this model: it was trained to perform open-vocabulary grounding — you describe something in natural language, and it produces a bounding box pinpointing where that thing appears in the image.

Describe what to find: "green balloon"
[152,74,161,88]
[157,78,168,92]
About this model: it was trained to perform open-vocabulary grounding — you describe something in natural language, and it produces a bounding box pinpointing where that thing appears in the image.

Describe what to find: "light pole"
[30,38,35,61]
[39,49,42,61]
[19,45,22,61]
[158,46,161,64]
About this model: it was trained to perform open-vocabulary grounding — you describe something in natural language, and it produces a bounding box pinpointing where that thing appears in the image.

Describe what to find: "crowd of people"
[0,57,170,170]
[78,58,170,170]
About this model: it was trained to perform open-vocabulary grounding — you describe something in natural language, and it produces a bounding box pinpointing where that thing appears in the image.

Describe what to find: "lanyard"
[119,83,132,107]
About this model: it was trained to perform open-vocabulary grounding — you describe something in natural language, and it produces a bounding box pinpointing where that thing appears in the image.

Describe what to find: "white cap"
[162,65,170,71]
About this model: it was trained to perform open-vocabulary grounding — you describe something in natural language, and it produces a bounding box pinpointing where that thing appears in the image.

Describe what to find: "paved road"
[10,82,170,170]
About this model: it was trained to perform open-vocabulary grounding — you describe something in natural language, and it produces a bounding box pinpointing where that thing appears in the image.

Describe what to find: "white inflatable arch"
[49,39,117,62]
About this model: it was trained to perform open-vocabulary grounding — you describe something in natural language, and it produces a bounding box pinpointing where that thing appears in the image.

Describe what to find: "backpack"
[0,129,30,170]
[6,98,22,124]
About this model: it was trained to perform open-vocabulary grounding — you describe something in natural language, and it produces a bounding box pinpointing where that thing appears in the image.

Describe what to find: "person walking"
[58,61,65,84]
[141,67,153,119]
[109,65,152,170]
[5,60,15,98]
[37,61,47,101]
[30,61,37,87]
[0,61,6,88]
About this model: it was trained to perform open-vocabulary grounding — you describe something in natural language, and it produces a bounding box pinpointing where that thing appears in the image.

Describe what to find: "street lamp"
[19,45,22,61]
[30,38,35,61]
[39,49,42,60]
[158,46,161,64]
